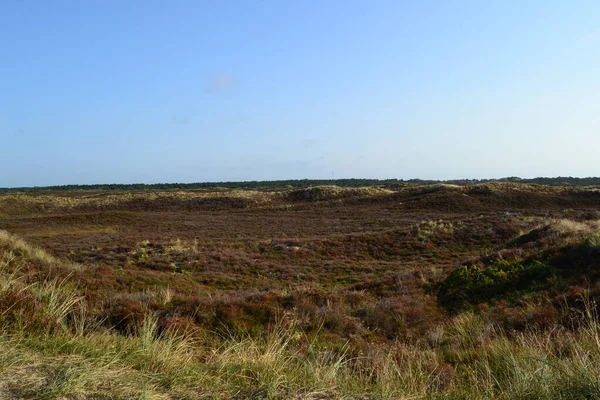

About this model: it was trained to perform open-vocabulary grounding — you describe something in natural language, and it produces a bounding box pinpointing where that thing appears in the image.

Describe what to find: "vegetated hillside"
[437,219,600,314]
[2,184,600,398]
[1,182,599,215]
[2,176,600,193]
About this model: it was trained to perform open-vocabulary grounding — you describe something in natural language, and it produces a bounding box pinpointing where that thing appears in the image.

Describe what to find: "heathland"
[2,182,600,399]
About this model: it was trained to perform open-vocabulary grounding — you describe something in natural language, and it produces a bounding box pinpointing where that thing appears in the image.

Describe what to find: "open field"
[2,183,600,399]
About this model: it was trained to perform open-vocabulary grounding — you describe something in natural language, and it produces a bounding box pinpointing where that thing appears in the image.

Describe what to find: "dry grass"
[0,229,59,264]
[284,186,394,202]
[548,218,600,236]
[0,189,277,214]
[4,296,600,399]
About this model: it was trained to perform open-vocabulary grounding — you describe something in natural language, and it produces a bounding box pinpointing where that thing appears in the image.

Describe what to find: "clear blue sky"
[2,1,600,187]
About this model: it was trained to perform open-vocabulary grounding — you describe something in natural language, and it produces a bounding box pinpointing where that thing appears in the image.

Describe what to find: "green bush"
[437,260,551,310]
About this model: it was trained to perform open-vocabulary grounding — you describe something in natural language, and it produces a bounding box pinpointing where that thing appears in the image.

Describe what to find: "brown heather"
[1,183,600,398]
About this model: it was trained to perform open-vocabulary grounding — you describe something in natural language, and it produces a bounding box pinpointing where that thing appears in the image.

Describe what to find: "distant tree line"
[1,177,600,193]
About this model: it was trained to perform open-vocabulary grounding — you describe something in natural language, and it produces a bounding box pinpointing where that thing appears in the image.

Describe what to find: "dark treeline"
[2,176,600,193]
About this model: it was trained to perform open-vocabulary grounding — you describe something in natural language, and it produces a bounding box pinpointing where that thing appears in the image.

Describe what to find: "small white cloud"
[206,72,236,94]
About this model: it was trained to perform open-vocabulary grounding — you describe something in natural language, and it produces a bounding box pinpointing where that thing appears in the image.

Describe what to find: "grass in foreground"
[4,304,600,399]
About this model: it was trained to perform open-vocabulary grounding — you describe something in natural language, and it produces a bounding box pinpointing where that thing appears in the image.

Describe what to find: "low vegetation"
[1,183,600,398]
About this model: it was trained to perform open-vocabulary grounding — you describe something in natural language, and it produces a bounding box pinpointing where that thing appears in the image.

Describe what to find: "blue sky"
[1,1,600,187]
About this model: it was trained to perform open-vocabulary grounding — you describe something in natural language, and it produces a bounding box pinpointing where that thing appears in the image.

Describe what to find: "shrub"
[437,260,551,310]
